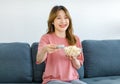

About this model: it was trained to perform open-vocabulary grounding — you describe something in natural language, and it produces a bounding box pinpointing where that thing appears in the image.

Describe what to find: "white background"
[0,0,120,45]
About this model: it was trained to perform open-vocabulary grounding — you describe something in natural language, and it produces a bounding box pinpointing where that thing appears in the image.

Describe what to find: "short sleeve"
[38,34,50,51]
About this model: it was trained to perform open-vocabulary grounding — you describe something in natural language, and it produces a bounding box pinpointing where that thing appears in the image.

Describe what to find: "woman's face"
[53,10,69,33]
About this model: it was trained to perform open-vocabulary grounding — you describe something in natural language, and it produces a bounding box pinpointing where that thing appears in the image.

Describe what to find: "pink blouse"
[38,33,84,84]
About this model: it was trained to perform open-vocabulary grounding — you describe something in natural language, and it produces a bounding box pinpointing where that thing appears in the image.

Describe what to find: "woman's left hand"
[66,55,77,60]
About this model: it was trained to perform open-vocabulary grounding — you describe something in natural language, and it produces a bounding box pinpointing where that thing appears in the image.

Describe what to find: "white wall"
[0,0,120,44]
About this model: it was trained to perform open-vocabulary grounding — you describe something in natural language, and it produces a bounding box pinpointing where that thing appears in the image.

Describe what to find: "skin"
[36,10,80,69]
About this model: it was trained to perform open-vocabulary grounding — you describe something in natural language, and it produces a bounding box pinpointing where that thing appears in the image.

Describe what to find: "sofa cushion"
[82,76,120,84]
[77,65,84,79]
[0,42,32,83]
[0,83,41,84]
[82,40,120,78]
[31,42,45,83]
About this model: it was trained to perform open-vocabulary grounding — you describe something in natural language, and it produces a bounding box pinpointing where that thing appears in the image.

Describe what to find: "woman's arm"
[36,46,47,64]
[71,56,81,69]
[36,44,57,64]
[71,36,84,69]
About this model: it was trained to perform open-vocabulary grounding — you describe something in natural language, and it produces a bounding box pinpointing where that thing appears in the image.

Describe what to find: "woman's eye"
[65,16,68,19]
[57,17,61,19]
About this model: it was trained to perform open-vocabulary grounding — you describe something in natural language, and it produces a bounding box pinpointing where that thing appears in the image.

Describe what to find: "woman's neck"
[55,31,66,38]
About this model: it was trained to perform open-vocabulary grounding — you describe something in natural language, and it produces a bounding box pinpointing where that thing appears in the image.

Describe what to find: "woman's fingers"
[46,44,58,53]
[66,55,73,60]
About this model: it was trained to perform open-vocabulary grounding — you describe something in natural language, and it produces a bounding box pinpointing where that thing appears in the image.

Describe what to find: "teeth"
[60,24,66,28]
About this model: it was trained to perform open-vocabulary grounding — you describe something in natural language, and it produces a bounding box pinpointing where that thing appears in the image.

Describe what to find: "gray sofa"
[0,40,120,84]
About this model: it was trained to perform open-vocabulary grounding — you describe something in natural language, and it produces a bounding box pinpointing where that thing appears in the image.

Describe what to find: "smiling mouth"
[59,24,67,28]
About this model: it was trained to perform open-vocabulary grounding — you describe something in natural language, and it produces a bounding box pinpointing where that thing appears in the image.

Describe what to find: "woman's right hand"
[44,44,57,54]
[36,44,58,64]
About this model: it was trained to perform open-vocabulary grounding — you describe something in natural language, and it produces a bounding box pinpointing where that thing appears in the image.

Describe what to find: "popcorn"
[56,45,82,57]
[64,46,82,57]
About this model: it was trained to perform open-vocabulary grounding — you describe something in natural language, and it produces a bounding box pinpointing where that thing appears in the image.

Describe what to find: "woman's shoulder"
[42,33,51,37]
[41,33,53,38]
[74,35,82,47]
[39,33,53,43]
[74,35,80,41]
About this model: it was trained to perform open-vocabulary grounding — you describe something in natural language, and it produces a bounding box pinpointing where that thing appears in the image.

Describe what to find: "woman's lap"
[47,79,87,84]
[47,80,71,84]
[71,79,87,84]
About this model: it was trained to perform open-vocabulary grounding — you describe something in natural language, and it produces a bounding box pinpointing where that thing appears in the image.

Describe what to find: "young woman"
[36,5,87,84]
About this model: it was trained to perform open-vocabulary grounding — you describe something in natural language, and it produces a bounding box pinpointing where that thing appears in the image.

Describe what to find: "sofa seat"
[0,83,41,84]
[82,76,120,84]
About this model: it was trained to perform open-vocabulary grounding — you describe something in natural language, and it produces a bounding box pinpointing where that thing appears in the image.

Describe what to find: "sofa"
[0,40,120,84]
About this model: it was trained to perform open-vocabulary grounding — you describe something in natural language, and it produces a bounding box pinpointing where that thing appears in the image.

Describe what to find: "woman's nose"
[61,19,66,23]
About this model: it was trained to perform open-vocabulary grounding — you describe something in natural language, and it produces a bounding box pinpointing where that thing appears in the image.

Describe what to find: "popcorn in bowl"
[56,45,82,57]
[64,46,82,57]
